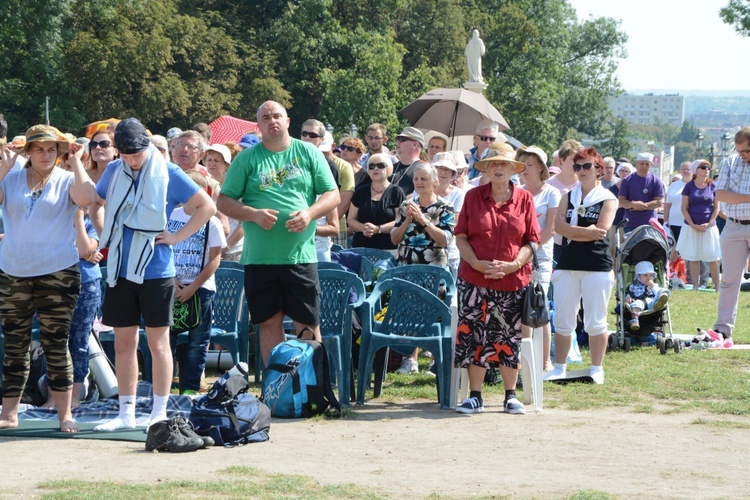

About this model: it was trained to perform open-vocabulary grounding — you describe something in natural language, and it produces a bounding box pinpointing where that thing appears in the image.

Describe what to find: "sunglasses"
[476,135,496,143]
[396,137,413,143]
[368,162,388,170]
[90,140,112,150]
[573,162,596,172]
[340,145,358,152]
[301,131,322,139]
[697,165,711,170]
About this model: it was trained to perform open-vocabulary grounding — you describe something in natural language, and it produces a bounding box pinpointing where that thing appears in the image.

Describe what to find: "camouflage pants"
[0,266,80,397]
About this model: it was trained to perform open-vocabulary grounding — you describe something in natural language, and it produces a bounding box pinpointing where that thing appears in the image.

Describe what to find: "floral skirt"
[454,278,524,370]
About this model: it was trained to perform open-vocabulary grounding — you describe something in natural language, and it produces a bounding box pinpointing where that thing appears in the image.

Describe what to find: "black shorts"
[244,263,320,326]
[102,277,175,328]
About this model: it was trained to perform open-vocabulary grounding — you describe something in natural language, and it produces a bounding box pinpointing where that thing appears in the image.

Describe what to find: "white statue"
[465,30,486,83]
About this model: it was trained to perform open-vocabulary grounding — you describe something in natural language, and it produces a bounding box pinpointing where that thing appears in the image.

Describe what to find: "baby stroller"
[612,222,680,354]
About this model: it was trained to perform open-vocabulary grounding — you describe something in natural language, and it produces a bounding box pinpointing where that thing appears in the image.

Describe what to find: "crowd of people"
[0,109,748,426]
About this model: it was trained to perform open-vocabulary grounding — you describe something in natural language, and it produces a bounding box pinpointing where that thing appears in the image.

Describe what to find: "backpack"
[262,335,340,418]
[189,374,271,446]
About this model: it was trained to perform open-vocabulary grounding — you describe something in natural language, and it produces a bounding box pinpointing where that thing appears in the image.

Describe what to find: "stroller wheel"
[674,339,683,354]
[665,338,673,349]
[657,336,667,355]
[608,333,619,351]
[623,337,632,352]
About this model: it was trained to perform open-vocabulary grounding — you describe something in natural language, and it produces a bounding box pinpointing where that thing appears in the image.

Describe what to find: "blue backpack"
[262,336,340,418]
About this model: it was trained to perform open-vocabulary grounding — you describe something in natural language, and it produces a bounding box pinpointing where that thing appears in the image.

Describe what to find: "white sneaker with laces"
[456,396,484,414]
[395,358,418,375]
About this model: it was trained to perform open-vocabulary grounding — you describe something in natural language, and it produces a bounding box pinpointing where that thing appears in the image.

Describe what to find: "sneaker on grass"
[395,358,418,375]
[456,396,484,414]
[504,396,526,415]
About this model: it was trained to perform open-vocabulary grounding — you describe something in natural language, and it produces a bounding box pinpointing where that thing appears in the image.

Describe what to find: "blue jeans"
[69,279,101,383]
[170,287,214,392]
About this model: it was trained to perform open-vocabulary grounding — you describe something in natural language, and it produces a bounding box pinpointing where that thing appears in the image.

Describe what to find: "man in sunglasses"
[467,120,501,180]
[218,101,339,365]
[391,127,428,195]
[617,152,665,233]
[359,123,397,169]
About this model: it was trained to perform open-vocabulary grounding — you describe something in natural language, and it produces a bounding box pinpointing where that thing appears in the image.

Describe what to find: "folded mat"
[0,420,146,442]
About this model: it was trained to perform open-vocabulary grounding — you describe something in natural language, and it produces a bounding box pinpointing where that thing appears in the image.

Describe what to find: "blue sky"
[568,0,750,92]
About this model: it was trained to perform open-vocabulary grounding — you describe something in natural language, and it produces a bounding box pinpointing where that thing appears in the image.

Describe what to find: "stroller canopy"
[616,225,670,273]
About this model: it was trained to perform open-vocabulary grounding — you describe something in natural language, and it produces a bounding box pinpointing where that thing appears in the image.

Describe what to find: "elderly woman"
[609,161,634,227]
[546,147,617,385]
[340,137,368,187]
[518,145,560,372]
[433,152,466,277]
[0,126,97,432]
[347,153,405,252]
[676,159,721,290]
[454,142,540,414]
[391,163,455,268]
[205,144,244,262]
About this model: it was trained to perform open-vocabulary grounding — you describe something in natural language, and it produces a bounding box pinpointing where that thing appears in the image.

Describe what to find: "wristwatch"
[423,219,432,228]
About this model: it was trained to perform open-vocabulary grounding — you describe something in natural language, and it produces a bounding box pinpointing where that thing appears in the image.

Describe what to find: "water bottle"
[207,362,248,400]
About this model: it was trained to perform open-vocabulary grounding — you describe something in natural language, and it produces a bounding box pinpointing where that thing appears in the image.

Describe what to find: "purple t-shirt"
[619,172,665,228]
[681,180,716,226]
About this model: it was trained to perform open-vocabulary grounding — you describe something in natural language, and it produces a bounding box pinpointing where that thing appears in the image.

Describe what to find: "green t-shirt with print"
[221,139,337,264]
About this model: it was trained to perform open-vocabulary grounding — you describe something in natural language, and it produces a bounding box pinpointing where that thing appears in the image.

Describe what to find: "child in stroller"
[625,260,670,330]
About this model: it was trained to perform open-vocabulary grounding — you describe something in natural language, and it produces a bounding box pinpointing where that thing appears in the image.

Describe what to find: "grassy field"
[354,287,750,416]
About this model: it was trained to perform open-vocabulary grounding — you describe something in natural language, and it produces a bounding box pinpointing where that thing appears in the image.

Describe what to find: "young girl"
[625,260,670,330]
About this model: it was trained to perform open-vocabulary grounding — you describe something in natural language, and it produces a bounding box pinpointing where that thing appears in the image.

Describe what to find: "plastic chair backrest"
[346,247,397,267]
[219,260,244,271]
[212,267,245,332]
[370,278,450,338]
[377,264,455,305]
[318,269,365,335]
[318,261,350,272]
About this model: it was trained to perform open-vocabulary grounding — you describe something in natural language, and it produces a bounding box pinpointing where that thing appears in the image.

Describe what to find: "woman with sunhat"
[0,125,97,433]
[546,147,617,385]
[453,142,540,415]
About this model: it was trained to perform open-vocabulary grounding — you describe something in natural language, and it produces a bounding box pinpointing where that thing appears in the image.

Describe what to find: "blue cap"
[239,133,260,149]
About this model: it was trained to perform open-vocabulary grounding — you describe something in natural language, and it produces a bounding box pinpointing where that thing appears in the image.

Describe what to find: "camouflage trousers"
[0,265,80,397]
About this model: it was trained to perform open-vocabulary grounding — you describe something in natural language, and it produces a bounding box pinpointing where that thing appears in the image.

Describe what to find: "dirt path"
[2,402,749,498]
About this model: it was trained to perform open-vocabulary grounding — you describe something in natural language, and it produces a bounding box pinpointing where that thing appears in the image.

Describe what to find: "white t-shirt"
[315,215,333,262]
[226,217,244,255]
[169,208,227,292]
[546,174,579,245]
[666,179,686,227]
[531,184,562,266]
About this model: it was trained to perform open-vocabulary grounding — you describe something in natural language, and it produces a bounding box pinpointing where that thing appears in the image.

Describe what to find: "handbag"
[170,221,210,334]
[521,243,550,328]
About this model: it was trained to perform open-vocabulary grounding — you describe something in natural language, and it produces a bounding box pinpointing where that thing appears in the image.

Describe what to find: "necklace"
[371,184,386,194]
[28,168,54,198]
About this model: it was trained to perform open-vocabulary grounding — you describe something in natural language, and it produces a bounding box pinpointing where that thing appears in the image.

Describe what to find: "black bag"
[170,221,210,335]
[521,243,550,328]
[189,374,271,446]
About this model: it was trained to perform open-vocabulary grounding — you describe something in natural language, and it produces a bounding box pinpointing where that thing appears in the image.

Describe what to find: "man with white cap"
[391,126,428,196]
[617,152,664,233]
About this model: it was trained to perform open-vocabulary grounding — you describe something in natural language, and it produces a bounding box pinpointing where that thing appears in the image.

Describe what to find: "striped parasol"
[208,116,259,145]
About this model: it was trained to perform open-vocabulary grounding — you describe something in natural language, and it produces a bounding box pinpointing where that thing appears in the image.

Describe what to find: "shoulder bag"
[521,243,550,328]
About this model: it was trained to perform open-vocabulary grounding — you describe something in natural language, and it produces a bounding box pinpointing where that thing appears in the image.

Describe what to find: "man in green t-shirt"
[218,101,339,364]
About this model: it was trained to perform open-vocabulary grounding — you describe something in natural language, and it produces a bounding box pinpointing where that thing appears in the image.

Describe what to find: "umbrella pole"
[449,100,460,150]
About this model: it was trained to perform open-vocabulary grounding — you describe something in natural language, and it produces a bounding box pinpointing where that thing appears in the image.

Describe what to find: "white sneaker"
[395,358,418,375]
[543,366,567,381]
[589,368,605,385]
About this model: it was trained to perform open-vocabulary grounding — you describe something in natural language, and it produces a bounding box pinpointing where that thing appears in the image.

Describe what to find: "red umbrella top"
[208,115,260,145]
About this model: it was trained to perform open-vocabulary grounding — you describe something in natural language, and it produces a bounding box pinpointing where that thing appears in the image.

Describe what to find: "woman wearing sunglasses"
[88,130,118,184]
[340,138,368,187]
[347,153,404,253]
[675,159,721,291]
[546,148,616,385]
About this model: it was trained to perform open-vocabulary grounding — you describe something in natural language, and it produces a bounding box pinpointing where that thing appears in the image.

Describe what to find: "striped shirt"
[716,153,750,220]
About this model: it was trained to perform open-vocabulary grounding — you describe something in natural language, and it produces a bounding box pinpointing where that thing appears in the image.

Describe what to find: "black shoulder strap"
[317,342,341,413]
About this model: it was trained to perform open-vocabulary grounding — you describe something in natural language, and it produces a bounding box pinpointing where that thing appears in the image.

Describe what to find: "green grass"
[333,288,750,415]
[36,467,382,499]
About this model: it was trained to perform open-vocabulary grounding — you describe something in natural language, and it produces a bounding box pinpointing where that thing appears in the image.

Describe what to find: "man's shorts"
[102,277,175,328]
[244,263,320,326]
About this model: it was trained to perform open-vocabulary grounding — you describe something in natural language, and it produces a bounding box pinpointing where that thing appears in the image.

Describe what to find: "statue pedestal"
[463,81,487,94]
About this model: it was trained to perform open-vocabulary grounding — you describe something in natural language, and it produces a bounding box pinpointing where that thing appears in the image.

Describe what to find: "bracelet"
[377,225,381,234]
[86,253,95,262]
[514,259,521,271]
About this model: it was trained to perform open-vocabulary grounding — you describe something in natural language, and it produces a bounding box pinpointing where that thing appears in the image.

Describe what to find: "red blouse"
[454,182,540,291]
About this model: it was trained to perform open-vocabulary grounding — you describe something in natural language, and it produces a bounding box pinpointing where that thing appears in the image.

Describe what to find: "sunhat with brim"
[206,144,232,165]
[432,152,458,171]
[24,125,69,156]
[473,142,524,173]
[516,145,549,180]
[11,136,26,148]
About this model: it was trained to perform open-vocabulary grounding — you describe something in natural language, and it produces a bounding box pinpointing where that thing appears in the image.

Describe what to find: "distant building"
[609,93,685,128]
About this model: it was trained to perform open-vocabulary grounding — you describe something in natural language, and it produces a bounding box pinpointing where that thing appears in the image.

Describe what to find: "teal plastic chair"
[345,247,397,267]
[177,267,245,367]
[318,269,366,407]
[376,264,455,307]
[357,278,452,409]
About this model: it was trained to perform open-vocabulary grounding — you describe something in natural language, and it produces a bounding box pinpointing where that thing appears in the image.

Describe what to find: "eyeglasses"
[573,162,596,172]
[697,165,711,170]
[175,143,200,152]
[476,135,496,143]
[340,145,358,152]
[90,140,112,150]
[301,131,322,139]
[368,162,388,170]
[366,136,383,141]
[396,137,413,143]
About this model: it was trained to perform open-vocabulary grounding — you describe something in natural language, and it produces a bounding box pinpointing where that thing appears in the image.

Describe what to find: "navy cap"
[115,118,150,154]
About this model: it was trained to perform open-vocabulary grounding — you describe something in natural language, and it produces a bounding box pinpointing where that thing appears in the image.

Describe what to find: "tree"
[720,0,750,36]
[598,117,632,159]
[674,141,698,168]
[677,119,700,145]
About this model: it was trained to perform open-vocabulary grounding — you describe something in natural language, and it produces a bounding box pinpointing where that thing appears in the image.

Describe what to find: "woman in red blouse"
[454,143,540,415]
